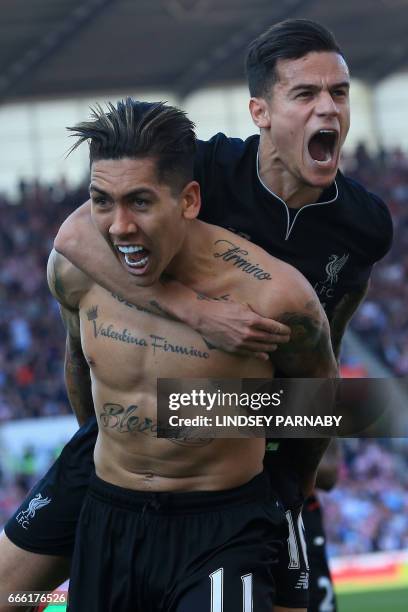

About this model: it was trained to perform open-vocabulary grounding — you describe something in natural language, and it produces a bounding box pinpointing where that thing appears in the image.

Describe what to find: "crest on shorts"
[15,493,52,530]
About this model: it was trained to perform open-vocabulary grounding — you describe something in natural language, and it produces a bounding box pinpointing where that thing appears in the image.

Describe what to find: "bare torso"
[80,279,273,491]
[58,221,322,493]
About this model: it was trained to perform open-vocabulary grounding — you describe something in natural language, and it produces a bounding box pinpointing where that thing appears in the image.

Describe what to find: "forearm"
[315,438,341,491]
[64,337,94,425]
[55,206,290,355]
[329,283,369,360]
[279,438,331,497]
[54,204,198,325]
[54,196,209,327]
[114,276,203,326]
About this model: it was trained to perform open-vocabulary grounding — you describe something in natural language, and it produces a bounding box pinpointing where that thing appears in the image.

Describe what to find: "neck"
[258,133,325,209]
[166,220,213,285]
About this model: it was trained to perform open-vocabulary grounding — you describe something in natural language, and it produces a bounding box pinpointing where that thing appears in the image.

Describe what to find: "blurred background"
[1,1,408,610]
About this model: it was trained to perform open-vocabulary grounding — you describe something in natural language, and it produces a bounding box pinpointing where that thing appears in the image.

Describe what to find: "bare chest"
[79,289,272,390]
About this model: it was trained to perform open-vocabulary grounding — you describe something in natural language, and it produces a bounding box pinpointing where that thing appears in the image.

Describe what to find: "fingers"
[235,350,270,361]
[252,317,291,338]
[246,305,291,337]
[242,327,288,347]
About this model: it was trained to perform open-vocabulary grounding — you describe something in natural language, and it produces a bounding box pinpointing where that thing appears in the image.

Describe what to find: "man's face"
[257,51,350,188]
[90,157,190,286]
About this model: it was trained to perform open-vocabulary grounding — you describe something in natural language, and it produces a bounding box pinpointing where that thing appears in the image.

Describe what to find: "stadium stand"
[0,180,87,422]
[344,146,408,375]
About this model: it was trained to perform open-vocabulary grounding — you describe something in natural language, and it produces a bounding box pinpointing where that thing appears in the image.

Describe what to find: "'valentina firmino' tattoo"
[213,240,272,280]
[86,306,210,359]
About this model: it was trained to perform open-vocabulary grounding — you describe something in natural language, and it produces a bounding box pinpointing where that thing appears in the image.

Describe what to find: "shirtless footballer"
[1,98,337,612]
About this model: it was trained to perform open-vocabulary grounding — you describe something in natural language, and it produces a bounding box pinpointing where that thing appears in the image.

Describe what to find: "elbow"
[315,464,340,491]
[321,356,339,379]
[54,221,78,256]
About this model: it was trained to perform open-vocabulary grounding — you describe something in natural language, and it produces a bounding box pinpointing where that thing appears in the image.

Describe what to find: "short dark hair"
[246,19,346,98]
[67,98,197,194]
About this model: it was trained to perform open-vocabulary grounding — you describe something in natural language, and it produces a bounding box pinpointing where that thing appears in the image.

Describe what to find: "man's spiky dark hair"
[67,98,197,193]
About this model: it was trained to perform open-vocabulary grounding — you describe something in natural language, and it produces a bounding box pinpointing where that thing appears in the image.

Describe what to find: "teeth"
[118,245,144,254]
[319,129,336,135]
[124,255,149,268]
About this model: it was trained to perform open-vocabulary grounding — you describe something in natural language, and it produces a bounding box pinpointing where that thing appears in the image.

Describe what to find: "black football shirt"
[194,133,393,322]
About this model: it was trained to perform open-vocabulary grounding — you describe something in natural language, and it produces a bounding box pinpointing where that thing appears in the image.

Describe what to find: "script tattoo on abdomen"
[100,403,158,435]
[100,402,213,447]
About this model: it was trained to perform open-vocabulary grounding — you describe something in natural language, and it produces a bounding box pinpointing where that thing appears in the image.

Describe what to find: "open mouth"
[116,245,150,272]
[308,129,338,164]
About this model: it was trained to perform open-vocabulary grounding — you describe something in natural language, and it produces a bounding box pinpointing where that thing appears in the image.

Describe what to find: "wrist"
[178,294,205,331]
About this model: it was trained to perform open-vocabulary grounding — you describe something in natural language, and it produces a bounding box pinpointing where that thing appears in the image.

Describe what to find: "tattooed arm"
[47,248,94,425]
[54,203,290,358]
[273,300,338,379]
[308,286,369,492]
[279,284,368,490]
[270,281,338,497]
[61,309,94,425]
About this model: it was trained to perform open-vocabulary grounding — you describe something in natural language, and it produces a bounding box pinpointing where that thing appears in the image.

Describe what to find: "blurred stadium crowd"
[0,145,408,555]
[323,438,408,556]
[344,145,408,375]
[0,180,88,421]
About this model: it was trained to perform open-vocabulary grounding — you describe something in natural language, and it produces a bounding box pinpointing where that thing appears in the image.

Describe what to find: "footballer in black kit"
[194,132,392,609]
[5,132,393,608]
[195,133,392,325]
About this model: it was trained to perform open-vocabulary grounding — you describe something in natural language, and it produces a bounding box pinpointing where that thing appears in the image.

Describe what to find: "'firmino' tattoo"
[213,240,272,280]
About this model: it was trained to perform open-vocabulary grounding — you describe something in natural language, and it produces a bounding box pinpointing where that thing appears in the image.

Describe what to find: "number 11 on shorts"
[210,568,253,611]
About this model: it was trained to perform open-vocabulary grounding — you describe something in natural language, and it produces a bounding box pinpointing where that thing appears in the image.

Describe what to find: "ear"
[249,97,271,129]
[180,181,201,220]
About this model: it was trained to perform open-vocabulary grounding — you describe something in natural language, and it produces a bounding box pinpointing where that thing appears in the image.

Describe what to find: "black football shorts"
[68,471,287,612]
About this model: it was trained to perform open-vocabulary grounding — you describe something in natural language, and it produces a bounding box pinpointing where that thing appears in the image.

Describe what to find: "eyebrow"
[289,81,350,93]
[89,185,109,197]
[89,185,157,199]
